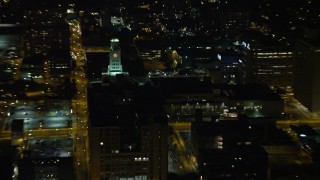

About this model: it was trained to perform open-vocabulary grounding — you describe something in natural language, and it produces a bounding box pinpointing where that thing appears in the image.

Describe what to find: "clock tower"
[108,38,123,74]
[102,38,128,85]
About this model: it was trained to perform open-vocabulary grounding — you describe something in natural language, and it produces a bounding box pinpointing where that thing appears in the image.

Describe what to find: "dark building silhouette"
[294,29,320,113]
[88,81,168,180]
[18,157,75,180]
[191,119,268,179]
[198,146,268,180]
[0,142,15,180]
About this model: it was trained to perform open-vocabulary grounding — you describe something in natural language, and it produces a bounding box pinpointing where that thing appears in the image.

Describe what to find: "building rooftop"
[198,145,268,162]
[222,83,283,101]
[192,118,251,138]
[149,77,281,102]
[150,76,212,97]
[297,37,320,50]
[88,82,167,128]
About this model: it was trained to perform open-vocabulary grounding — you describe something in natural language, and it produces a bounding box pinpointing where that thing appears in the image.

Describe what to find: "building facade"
[248,45,294,90]
[89,124,167,180]
[88,83,168,180]
[294,38,320,113]
[108,38,123,74]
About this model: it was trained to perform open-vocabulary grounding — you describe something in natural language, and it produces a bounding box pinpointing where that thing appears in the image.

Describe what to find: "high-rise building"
[247,44,294,90]
[239,32,295,91]
[88,82,168,180]
[294,34,320,113]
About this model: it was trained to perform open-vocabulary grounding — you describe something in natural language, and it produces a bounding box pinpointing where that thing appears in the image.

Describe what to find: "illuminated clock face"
[113,53,118,58]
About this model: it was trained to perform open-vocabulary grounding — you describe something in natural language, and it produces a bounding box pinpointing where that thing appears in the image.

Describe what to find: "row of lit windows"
[134,157,149,162]
[100,165,148,173]
[223,65,238,68]
[53,66,68,69]
[244,105,262,110]
[171,103,218,116]
[256,56,292,59]
[272,65,291,68]
[256,52,293,55]
[223,75,236,78]
[256,72,292,75]
[119,175,148,180]
[257,68,292,72]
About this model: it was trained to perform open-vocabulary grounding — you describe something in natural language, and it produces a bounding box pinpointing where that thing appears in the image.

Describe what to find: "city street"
[69,18,89,180]
[278,95,320,129]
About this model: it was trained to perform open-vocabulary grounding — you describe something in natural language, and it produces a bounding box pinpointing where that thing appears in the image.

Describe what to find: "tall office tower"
[88,83,168,180]
[294,29,320,113]
[247,44,294,90]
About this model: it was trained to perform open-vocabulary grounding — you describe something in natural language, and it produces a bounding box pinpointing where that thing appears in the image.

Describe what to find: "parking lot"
[27,136,73,158]
[8,102,72,130]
